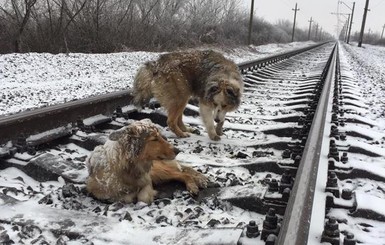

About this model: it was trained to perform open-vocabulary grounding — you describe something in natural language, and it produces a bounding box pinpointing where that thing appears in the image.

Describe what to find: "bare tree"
[0,0,332,53]
[0,0,38,52]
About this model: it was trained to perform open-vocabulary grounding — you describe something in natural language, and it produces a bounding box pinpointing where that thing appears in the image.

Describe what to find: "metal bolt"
[341,152,348,163]
[321,217,341,245]
[327,172,338,188]
[340,132,347,140]
[343,232,356,245]
[325,195,334,209]
[331,113,338,123]
[115,106,123,117]
[264,208,278,229]
[328,144,339,161]
[282,149,291,159]
[323,217,339,238]
[280,169,292,185]
[294,155,301,167]
[76,118,84,128]
[330,125,339,138]
[27,144,36,155]
[292,130,300,139]
[246,220,260,238]
[261,208,279,241]
[15,135,27,153]
[265,234,277,245]
[328,160,335,170]
[268,179,279,192]
[282,188,291,202]
[341,188,352,200]
[332,104,339,112]
[301,136,307,146]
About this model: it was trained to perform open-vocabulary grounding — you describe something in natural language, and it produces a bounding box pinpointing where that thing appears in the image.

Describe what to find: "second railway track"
[1,42,384,244]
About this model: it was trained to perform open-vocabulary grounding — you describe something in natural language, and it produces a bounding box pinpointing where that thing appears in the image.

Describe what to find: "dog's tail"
[132,61,156,108]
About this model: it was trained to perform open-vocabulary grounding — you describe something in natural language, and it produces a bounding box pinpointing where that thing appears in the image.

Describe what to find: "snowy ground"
[0,41,315,116]
[1,41,385,244]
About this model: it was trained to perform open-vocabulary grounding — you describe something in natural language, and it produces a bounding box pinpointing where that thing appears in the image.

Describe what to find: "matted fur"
[86,119,207,204]
[132,50,243,141]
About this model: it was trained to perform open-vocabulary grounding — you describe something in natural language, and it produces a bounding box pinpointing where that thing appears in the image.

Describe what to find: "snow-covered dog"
[86,119,207,204]
[132,50,243,141]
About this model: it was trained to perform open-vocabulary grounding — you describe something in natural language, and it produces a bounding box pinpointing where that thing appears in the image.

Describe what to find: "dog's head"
[205,73,243,123]
[109,119,180,162]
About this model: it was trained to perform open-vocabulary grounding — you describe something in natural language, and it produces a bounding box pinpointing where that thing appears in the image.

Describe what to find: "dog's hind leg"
[167,102,190,138]
[151,160,208,194]
[177,112,195,133]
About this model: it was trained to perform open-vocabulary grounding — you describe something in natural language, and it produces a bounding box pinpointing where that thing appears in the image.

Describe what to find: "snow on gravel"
[0,41,315,116]
[2,41,385,244]
[340,43,385,128]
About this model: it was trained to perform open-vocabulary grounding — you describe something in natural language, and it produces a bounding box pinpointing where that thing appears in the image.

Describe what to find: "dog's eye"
[209,86,219,93]
[222,104,227,109]
[226,89,236,97]
[213,102,218,107]
[150,137,158,141]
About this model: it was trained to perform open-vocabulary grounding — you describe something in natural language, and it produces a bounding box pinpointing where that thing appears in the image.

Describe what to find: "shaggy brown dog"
[132,50,243,141]
[86,119,207,204]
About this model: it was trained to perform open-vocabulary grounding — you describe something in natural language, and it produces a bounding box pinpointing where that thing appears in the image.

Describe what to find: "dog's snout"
[173,147,181,155]
[214,118,220,123]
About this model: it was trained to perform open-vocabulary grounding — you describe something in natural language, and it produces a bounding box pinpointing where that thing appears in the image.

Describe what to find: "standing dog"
[132,50,243,141]
[86,119,207,204]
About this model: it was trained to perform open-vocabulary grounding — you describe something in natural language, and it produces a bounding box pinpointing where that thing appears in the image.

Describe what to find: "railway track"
[1,42,384,245]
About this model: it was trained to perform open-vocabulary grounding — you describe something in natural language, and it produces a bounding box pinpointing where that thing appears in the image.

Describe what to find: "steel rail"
[0,43,329,145]
[238,42,329,72]
[276,44,337,244]
[0,91,133,144]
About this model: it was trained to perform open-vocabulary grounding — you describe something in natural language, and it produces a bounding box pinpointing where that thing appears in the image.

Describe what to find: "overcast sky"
[245,0,385,38]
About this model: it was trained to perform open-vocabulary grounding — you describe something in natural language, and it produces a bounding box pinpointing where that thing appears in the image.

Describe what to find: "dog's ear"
[206,85,219,101]
[109,128,126,141]
[109,127,136,141]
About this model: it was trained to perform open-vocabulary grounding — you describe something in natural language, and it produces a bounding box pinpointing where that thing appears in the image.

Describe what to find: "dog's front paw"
[186,182,200,195]
[215,121,224,136]
[137,186,156,204]
[177,132,190,138]
[196,174,209,189]
[190,128,201,135]
[215,127,223,136]
[209,133,221,141]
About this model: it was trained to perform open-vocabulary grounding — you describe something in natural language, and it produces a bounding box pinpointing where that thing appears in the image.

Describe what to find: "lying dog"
[86,119,207,204]
[132,50,243,141]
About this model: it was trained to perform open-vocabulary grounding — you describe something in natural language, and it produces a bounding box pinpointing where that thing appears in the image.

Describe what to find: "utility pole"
[248,0,255,45]
[347,2,355,43]
[345,14,350,42]
[291,3,300,42]
[358,0,370,47]
[314,23,319,41]
[308,17,313,40]
[339,1,355,43]
[381,24,385,39]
